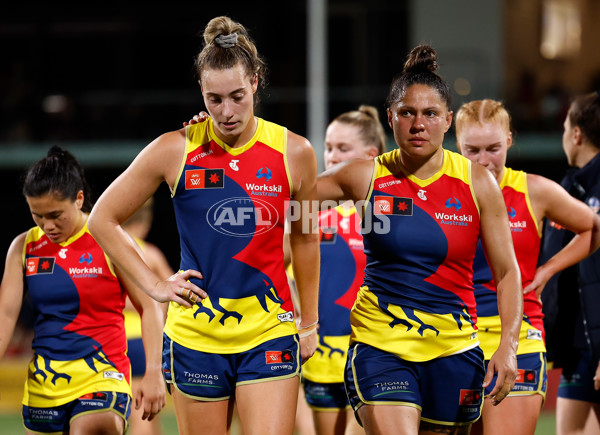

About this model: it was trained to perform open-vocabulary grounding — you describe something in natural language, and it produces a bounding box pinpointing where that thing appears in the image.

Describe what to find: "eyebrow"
[204,87,246,98]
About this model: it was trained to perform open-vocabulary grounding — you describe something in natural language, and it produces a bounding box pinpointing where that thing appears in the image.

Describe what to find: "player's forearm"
[496,268,522,352]
[289,233,319,325]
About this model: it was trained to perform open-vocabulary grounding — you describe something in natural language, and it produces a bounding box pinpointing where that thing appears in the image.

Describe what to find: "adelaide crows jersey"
[351,148,481,362]
[473,167,545,358]
[164,118,297,353]
[303,206,365,383]
[22,223,131,406]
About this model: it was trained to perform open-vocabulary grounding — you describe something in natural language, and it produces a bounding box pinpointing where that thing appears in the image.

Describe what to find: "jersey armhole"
[171,125,193,197]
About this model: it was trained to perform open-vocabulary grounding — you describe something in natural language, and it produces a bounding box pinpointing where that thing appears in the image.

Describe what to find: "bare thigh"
[357,404,419,435]
[479,395,543,435]
[557,398,600,435]
[313,409,348,435]
[235,376,300,435]
[69,410,125,435]
[171,387,234,435]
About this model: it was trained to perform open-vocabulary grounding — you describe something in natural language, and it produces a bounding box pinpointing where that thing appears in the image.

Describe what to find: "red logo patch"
[459,389,482,405]
[25,257,55,276]
[185,169,224,189]
[266,351,283,364]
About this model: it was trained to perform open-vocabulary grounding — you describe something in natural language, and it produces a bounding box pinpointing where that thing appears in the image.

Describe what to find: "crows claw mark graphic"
[315,335,344,358]
[84,348,116,372]
[194,280,283,325]
[379,302,440,336]
[33,357,72,385]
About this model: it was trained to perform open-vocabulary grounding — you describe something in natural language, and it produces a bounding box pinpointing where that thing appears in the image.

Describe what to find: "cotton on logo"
[207,197,279,237]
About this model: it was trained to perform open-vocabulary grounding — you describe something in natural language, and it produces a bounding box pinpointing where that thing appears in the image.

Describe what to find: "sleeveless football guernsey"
[473,167,545,358]
[22,223,130,406]
[351,148,481,362]
[303,206,365,383]
[164,118,297,353]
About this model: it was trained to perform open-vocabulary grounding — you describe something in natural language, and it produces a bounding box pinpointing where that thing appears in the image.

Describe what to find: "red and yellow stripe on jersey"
[473,167,545,359]
[351,148,481,362]
[303,206,365,383]
[22,223,131,407]
[165,118,297,354]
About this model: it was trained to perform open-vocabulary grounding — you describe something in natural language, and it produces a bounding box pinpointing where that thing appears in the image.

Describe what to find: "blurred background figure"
[122,196,173,435]
[541,91,600,435]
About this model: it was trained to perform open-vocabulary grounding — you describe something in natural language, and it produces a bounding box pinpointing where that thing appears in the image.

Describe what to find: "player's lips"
[46,233,61,241]
[409,137,427,145]
[221,121,238,130]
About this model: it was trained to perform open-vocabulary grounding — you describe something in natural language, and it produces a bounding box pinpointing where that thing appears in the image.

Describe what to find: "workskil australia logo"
[435,198,473,226]
[507,206,527,232]
[207,197,279,237]
[247,167,282,197]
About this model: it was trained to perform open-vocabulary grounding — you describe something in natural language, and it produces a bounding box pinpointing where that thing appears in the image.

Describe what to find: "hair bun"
[403,44,439,74]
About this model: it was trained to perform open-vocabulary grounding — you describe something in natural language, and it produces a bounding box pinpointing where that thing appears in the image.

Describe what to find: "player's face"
[26,191,85,244]
[324,121,377,170]
[387,84,452,160]
[200,63,258,145]
[457,121,511,182]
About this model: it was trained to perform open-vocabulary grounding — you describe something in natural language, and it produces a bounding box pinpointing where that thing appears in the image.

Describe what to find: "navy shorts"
[345,343,485,426]
[127,338,146,377]
[303,379,350,411]
[163,333,300,400]
[23,391,131,433]
[558,349,600,404]
[483,352,547,397]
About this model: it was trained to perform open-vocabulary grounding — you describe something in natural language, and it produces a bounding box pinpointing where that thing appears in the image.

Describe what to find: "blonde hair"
[332,105,387,155]
[195,16,267,97]
[455,99,512,143]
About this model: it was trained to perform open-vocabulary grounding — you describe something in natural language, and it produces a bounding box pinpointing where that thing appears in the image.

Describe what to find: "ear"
[573,125,583,145]
[506,131,513,150]
[444,111,454,133]
[387,108,393,129]
[251,73,258,93]
[198,79,203,92]
[76,190,84,210]
[367,146,380,159]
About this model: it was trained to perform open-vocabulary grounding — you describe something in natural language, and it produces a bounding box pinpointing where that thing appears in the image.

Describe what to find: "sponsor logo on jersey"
[436,198,473,226]
[185,169,224,189]
[516,369,537,384]
[445,197,461,210]
[206,197,279,237]
[507,206,526,231]
[459,389,482,405]
[277,311,294,323]
[377,179,402,189]
[189,148,213,163]
[183,371,219,385]
[29,240,48,252]
[418,189,427,201]
[79,252,93,265]
[246,182,283,197]
[256,167,273,181]
[319,227,337,243]
[229,159,240,171]
[58,248,68,259]
[265,350,294,364]
[373,196,413,216]
[103,371,124,382]
[526,329,542,341]
[25,257,55,276]
[79,392,108,401]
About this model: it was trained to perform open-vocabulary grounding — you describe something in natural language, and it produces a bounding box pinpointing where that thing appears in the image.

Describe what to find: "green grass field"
[0,410,557,434]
